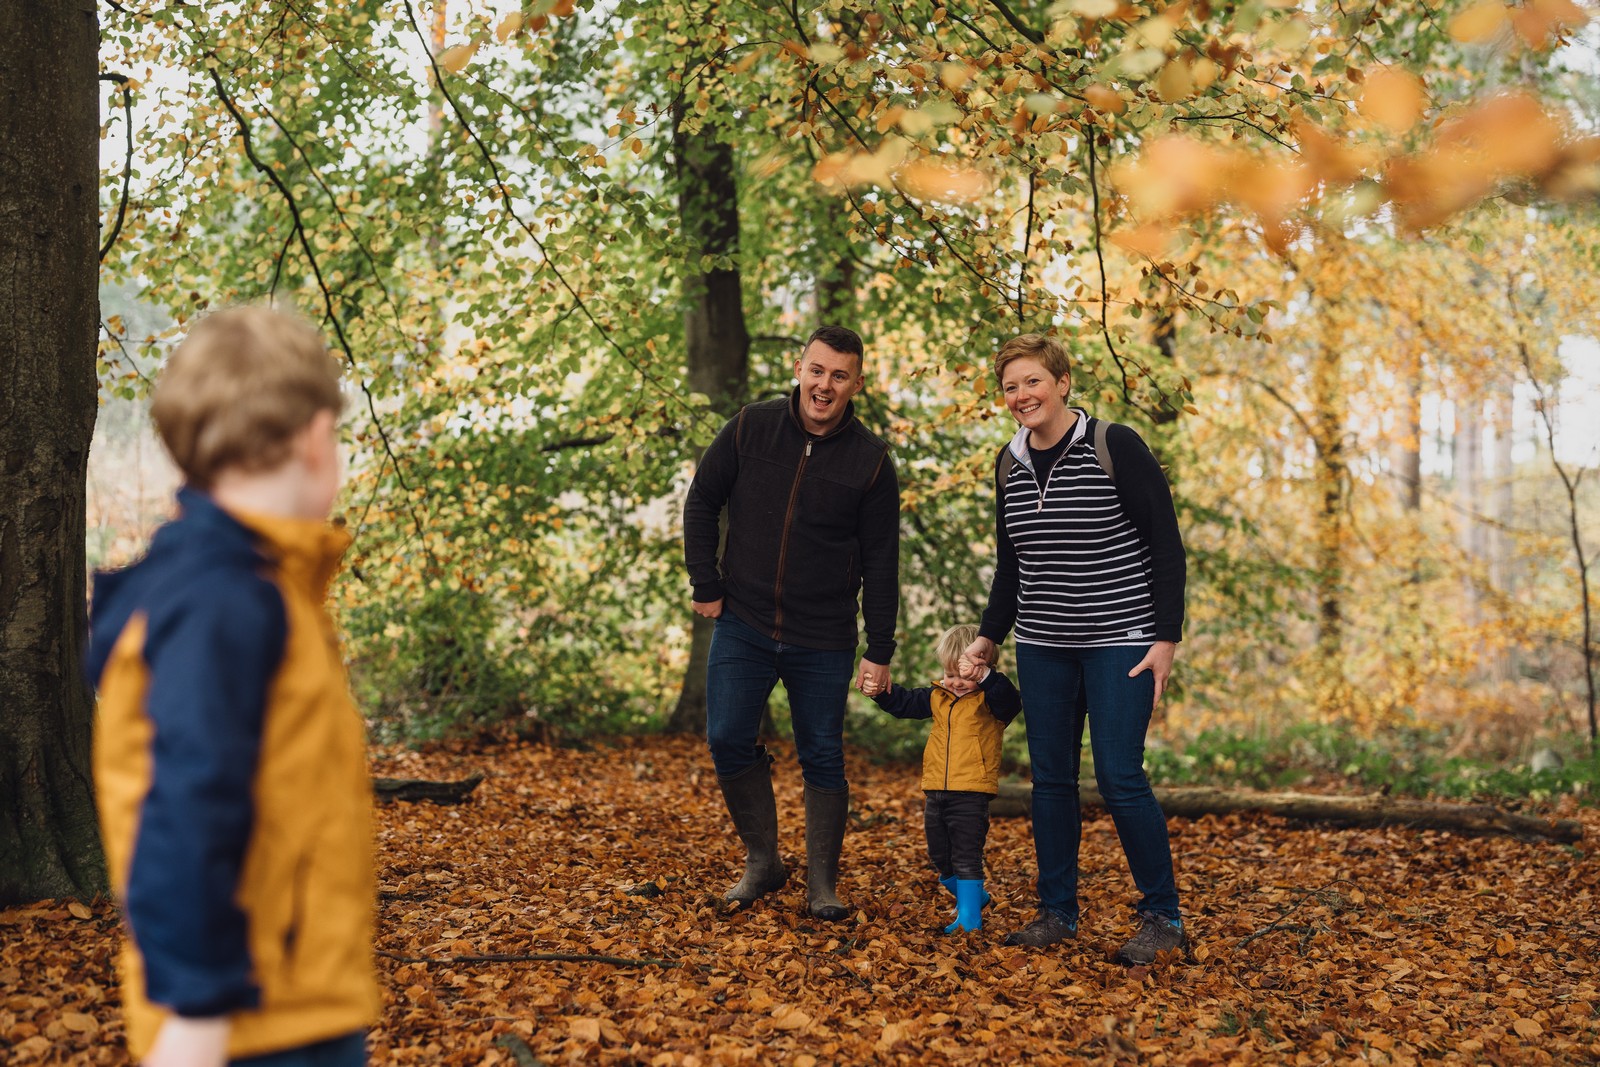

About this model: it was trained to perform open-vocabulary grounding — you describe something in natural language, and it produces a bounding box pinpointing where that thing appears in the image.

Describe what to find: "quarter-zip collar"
[1005,408,1089,475]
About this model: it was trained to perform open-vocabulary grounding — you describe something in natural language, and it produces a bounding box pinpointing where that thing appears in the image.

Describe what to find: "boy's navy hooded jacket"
[87,489,378,1061]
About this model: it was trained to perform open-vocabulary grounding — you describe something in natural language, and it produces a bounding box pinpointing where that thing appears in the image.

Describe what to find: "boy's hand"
[143,1017,229,1067]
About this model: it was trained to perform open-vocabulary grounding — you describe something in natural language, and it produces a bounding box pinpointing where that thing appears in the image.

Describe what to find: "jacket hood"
[87,488,350,685]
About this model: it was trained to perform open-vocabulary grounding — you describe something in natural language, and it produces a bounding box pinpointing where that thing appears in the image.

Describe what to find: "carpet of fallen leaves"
[5,734,1600,1065]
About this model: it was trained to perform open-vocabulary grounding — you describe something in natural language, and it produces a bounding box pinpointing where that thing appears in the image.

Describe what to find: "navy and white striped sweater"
[979,412,1186,648]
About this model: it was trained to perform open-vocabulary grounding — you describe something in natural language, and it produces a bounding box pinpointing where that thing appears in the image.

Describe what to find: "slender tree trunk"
[1311,330,1346,719]
[0,0,106,905]
[1396,344,1425,709]
[1489,389,1517,681]
[1454,397,1485,628]
[667,106,749,736]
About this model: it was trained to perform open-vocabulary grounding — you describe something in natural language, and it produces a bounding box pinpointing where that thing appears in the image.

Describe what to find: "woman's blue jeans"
[232,1032,366,1067]
[705,609,854,790]
[1015,642,1181,924]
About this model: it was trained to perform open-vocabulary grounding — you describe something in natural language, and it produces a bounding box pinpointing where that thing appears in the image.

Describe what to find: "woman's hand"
[959,637,996,678]
[1128,641,1177,707]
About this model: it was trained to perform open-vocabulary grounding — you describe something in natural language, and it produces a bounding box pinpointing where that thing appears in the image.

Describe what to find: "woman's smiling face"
[1000,356,1071,433]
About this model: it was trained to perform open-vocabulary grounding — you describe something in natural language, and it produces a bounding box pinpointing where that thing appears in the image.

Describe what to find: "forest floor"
[5,734,1599,1066]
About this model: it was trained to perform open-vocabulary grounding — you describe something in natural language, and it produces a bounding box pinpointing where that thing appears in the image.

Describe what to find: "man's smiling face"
[793,341,864,436]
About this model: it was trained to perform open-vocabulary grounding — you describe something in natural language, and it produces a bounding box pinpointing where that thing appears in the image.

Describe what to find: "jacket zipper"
[771,438,812,639]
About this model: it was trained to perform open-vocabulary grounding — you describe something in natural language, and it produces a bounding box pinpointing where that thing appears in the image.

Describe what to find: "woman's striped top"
[979,413,1186,648]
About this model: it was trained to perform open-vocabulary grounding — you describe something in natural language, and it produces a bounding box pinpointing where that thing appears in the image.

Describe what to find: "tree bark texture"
[0,0,106,905]
[990,781,1581,845]
[666,107,749,736]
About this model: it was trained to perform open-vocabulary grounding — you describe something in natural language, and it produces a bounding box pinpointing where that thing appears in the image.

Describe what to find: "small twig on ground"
[1236,878,1360,948]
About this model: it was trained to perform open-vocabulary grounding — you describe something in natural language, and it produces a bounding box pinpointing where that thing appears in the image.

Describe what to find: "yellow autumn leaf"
[438,42,477,73]
[1157,59,1194,102]
[1512,1017,1544,1039]
[495,13,523,42]
[897,158,993,203]
[1448,0,1510,42]
[940,62,974,91]
[568,1017,601,1042]
[1084,85,1126,114]
[1358,67,1427,135]
[68,901,93,920]
[1108,223,1176,258]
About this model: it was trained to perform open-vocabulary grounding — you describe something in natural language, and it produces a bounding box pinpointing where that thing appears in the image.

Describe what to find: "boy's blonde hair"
[936,624,981,673]
[993,332,1072,385]
[151,306,345,490]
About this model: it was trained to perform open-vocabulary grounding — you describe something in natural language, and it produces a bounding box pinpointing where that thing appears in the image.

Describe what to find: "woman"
[962,333,1187,964]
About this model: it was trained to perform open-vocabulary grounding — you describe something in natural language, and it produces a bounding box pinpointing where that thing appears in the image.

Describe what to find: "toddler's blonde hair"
[936,624,981,674]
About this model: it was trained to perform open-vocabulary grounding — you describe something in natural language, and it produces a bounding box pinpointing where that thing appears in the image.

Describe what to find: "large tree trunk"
[0,0,106,905]
[990,781,1581,844]
[666,106,749,736]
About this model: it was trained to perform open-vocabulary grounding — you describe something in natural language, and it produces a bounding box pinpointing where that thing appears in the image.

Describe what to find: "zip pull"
[806,440,813,457]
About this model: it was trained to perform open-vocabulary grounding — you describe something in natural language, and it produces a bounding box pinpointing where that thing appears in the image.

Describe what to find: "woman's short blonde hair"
[993,333,1072,384]
[151,306,345,490]
[935,624,981,673]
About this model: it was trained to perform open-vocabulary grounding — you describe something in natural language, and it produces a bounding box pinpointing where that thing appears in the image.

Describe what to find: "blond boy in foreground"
[88,307,378,1067]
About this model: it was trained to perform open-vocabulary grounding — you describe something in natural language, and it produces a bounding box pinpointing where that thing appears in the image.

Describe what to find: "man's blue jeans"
[706,609,854,790]
[1015,642,1181,924]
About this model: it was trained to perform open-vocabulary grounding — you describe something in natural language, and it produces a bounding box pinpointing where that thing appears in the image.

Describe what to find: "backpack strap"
[1092,418,1115,483]
[995,445,1015,497]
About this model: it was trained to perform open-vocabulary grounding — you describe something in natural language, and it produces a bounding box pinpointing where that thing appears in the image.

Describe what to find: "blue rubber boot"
[946,879,986,933]
[940,875,991,910]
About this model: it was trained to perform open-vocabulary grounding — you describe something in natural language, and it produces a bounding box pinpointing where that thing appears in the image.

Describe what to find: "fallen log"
[990,781,1582,844]
[372,773,484,805]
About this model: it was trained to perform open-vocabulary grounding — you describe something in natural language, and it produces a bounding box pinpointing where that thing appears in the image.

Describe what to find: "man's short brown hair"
[993,333,1072,384]
[151,306,344,490]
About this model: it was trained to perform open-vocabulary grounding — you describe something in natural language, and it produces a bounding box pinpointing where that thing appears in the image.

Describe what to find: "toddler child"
[871,623,1021,932]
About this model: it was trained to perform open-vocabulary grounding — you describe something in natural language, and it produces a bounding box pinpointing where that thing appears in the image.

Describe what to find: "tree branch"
[98,73,133,262]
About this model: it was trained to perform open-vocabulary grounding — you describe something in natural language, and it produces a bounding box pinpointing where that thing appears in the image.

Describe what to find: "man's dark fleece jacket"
[684,391,900,665]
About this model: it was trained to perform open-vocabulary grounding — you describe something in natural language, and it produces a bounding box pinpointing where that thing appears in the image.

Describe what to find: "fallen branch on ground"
[378,949,682,969]
[990,781,1582,844]
[372,773,484,804]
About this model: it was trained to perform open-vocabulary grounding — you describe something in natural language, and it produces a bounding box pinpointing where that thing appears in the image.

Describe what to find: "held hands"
[691,598,724,619]
[856,658,890,698]
[1128,641,1178,707]
[142,1017,229,1067]
[958,637,996,679]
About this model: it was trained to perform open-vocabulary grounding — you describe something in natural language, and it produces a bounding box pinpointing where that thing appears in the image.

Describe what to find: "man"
[683,325,900,921]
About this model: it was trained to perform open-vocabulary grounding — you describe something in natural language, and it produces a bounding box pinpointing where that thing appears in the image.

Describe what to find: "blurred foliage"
[93,1,1600,776]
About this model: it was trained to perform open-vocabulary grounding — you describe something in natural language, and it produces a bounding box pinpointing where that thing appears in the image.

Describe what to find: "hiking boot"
[1115,913,1188,965]
[1003,909,1077,948]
